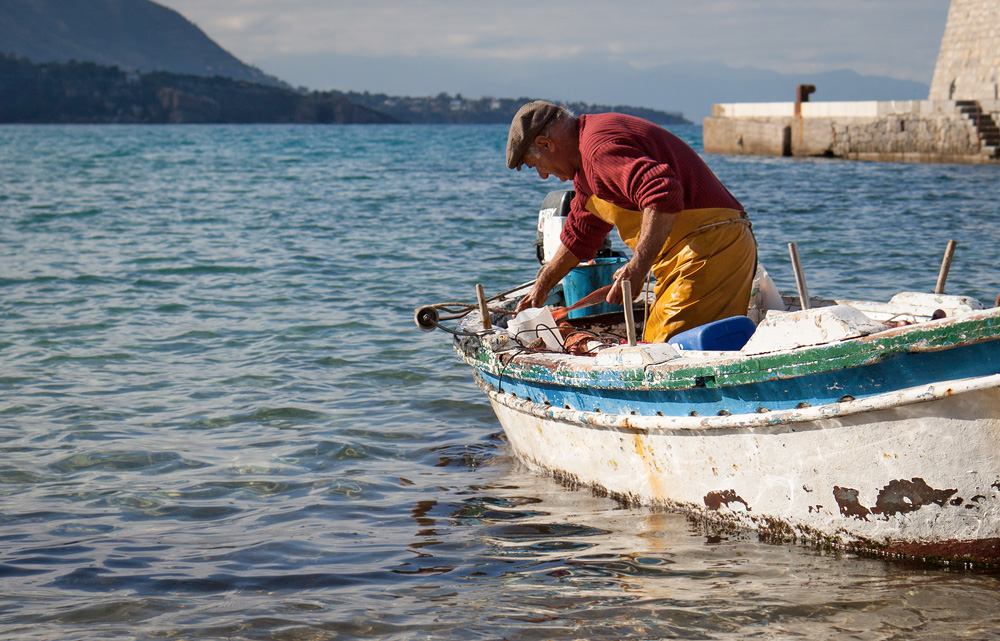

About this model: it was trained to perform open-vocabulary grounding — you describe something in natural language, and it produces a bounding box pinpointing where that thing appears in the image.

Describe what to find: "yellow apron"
[585,197,756,342]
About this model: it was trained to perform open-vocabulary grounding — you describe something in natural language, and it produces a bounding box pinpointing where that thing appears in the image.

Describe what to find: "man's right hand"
[515,242,581,313]
[515,285,550,313]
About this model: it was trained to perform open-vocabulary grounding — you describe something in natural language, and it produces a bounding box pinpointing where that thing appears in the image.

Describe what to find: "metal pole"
[788,242,810,311]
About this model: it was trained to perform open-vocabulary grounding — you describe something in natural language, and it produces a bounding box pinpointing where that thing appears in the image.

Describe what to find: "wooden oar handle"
[935,240,957,294]
[623,280,637,346]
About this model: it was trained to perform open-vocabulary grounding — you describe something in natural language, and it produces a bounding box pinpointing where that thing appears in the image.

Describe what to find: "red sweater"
[561,113,743,261]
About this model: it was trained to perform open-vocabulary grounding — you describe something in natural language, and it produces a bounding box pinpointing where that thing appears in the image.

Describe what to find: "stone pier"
[703,0,1000,164]
[703,100,1000,163]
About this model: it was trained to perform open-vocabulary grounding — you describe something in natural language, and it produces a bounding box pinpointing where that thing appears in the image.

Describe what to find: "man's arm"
[606,207,674,305]
[515,244,581,312]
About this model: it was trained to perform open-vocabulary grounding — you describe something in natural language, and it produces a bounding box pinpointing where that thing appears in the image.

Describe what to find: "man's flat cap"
[506,100,561,170]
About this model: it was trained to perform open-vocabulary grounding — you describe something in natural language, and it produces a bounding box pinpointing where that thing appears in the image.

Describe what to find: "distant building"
[930,0,1000,101]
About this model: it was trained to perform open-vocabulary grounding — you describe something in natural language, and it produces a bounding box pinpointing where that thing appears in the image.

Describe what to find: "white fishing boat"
[416,192,1000,567]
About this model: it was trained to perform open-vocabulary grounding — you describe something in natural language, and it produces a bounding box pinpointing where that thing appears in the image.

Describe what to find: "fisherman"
[506,100,757,342]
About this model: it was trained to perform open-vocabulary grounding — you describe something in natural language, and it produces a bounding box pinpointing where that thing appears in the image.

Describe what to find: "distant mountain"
[258,53,932,121]
[0,0,285,87]
[345,92,690,125]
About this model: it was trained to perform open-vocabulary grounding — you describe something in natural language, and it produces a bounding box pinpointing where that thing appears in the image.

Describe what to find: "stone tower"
[929,0,1000,100]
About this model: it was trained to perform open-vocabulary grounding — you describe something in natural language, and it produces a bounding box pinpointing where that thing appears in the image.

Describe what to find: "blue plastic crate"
[667,316,756,351]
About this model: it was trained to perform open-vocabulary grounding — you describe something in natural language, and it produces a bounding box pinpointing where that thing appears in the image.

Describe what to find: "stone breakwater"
[703,100,1000,164]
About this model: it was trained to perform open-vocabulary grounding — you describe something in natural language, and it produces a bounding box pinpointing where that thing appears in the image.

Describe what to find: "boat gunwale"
[456,306,1000,392]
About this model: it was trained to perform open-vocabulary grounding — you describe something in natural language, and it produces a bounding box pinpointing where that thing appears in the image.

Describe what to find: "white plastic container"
[541,215,566,263]
[747,263,786,324]
[507,306,563,350]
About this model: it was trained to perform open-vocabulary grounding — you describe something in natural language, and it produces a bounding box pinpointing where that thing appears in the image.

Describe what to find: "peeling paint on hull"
[491,380,1000,564]
[484,380,1000,567]
[449,295,1000,567]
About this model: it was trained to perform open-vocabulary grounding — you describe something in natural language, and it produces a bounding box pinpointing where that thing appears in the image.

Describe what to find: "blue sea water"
[1,123,1000,640]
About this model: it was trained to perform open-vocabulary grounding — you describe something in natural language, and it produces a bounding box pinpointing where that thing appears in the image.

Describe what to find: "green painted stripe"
[455,311,1000,392]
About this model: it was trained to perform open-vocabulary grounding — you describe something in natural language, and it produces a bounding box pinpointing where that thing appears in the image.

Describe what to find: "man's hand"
[515,243,582,313]
[515,284,550,313]
[606,261,647,306]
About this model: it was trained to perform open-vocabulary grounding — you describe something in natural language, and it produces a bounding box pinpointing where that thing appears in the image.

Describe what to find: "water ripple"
[0,124,998,640]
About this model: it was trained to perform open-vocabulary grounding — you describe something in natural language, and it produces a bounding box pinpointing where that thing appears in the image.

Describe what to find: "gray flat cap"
[506,100,561,170]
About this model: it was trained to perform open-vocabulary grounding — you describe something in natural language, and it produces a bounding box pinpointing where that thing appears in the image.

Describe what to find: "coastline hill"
[0,0,285,87]
[346,92,690,126]
[0,53,398,124]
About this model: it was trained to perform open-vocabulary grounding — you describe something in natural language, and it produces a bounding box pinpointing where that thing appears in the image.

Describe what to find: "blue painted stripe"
[472,340,1000,417]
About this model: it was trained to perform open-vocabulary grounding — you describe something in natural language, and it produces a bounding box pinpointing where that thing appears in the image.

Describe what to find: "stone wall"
[703,100,1000,163]
[828,113,980,162]
[929,0,1000,100]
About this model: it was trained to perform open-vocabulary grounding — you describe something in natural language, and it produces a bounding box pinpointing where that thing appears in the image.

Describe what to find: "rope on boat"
[414,279,536,334]
[415,277,638,352]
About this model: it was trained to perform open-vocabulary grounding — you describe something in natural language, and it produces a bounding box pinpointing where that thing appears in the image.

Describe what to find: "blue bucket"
[562,257,628,319]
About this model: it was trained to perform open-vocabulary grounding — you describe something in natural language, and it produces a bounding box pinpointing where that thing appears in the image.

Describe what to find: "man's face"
[523,139,574,182]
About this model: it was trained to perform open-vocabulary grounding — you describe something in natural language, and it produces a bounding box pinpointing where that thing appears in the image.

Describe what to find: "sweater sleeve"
[588,138,685,214]
[559,191,613,262]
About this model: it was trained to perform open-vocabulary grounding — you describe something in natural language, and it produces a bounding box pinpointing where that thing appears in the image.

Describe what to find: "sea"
[1,123,1000,641]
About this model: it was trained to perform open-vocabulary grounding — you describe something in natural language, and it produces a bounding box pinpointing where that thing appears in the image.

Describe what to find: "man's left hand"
[606,261,647,306]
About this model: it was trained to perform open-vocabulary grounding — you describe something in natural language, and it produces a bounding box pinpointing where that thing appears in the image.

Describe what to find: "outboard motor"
[534,190,618,264]
[534,190,573,264]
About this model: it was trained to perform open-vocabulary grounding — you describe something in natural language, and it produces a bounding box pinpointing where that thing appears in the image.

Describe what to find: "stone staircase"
[957,100,1000,158]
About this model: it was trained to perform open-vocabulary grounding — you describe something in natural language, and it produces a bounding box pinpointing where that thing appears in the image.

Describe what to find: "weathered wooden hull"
[480,374,1000,566]
[451,297,1000,566]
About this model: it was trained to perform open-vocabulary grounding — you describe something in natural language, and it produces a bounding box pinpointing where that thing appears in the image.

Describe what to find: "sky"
[156,0,951,104]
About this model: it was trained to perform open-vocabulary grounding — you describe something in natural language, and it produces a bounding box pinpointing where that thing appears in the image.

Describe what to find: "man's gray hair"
[524,107,576,160]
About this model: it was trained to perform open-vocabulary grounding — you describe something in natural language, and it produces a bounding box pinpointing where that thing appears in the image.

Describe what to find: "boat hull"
[482,374,1000,566]
[444,293,1000,566]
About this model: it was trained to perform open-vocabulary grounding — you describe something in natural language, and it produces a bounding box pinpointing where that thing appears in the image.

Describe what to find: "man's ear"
[534,135,555,153]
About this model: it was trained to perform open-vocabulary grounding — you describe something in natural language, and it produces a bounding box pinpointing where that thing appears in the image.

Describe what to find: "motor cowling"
[534,190,573,264]
[533,190,618,264]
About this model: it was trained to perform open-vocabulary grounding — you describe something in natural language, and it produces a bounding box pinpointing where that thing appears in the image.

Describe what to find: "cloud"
[158,0,949,81]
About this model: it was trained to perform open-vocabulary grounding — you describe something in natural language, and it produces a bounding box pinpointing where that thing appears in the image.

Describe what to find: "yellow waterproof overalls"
[585,197,757,342]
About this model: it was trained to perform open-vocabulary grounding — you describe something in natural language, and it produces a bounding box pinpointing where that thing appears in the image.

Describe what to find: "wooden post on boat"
[788,242,810,311]
[476,284,492,330]
[622,280,637,346]
[935,240,957,294]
